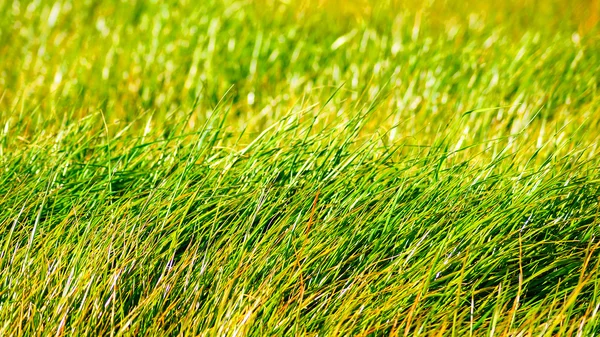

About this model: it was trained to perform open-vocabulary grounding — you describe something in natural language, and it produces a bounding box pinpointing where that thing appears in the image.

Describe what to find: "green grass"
[1,0,600,335]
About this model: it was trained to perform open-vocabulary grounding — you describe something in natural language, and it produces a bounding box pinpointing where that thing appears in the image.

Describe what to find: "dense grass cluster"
[1,0,600,335]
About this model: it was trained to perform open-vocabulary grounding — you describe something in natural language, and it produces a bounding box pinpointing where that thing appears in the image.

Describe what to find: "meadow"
[1,0,600,335]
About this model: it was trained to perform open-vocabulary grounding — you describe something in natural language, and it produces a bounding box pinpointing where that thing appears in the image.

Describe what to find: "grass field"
[1,0,600,335]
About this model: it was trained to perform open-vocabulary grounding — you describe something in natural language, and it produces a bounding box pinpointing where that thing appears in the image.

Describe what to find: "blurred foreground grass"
[1,0,600,335]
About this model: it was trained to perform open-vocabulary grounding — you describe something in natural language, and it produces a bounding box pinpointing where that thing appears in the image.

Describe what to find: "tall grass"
[1,0,599,335]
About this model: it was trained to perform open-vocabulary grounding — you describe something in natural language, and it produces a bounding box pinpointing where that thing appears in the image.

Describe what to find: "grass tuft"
[1,0,599,335]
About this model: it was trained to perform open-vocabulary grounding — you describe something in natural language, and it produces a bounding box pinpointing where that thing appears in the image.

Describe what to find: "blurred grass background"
[1,0,598,147]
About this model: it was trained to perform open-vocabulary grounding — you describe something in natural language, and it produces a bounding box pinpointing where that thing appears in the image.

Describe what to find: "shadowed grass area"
[1,0,599,336]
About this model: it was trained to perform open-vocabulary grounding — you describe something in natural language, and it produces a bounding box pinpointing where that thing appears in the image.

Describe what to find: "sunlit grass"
[1,0,599,335]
